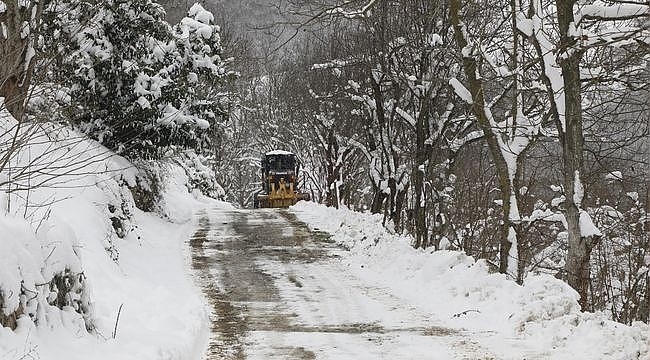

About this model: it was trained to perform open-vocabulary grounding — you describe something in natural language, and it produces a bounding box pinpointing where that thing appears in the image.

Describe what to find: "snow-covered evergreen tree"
[47,1,235,160]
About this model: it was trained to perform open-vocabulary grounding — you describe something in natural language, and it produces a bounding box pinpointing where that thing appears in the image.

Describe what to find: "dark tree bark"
[449,0,517,275]
[556,0,591,311]
[0,1,46,119]
[413,107,429,248]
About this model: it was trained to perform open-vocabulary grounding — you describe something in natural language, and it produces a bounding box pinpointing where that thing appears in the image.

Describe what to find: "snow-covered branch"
[325,0,379,19]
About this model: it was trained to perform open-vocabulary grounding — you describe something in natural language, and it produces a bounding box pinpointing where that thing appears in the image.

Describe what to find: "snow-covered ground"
[0,207,209,360]
[1,102,648,359]
[290,202,650,360]
[0,109,224,359]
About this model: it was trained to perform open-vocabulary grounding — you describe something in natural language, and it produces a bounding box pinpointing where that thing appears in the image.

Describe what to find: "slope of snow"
[1,207,209,360]
[290,201,650,360]
[0,109,224,359]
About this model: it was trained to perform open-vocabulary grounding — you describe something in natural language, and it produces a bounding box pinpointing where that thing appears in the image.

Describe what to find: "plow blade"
[255,193,309,208]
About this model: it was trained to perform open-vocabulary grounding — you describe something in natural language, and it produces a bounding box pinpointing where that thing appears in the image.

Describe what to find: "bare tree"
[525,0,649,309]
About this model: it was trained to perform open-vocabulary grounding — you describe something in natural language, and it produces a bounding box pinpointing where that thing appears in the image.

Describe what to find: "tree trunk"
[390,175,408,232]
[0,2,41,119]
[324,128,340,208]
[449,0,518,276]
[413,158,427,248]
[557,0,591,310]
[413,85,430,248]
[370,184,385,214]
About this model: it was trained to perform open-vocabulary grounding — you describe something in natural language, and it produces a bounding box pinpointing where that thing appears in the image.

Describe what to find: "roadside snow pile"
[290,201,650,360]
[0,109,221,359]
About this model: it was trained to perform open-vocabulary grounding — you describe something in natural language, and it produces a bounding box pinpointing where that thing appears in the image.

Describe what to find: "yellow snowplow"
[254,150,310,208]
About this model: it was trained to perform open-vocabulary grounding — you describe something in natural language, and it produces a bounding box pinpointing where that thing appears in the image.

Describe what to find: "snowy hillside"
[290,202,650,360]
[0,107,224,359]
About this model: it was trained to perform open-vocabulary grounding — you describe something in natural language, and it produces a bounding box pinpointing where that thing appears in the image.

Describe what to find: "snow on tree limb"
[449,78,473,104]
[449,130,483,152]
[395,107,416,127]
[326,0,378,19]
[580,2,649,21]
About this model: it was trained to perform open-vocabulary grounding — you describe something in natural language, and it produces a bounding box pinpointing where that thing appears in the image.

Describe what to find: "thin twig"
[112,304,124,339]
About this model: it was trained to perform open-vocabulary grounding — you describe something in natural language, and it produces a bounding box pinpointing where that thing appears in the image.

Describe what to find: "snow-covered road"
[190,208,496,360]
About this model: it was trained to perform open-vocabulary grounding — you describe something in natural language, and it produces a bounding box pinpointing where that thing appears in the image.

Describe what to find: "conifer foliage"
[50,0,235,160]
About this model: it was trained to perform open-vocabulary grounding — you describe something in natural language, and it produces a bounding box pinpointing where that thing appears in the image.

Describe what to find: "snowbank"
[0,109,222,359]
[290,201,650,360]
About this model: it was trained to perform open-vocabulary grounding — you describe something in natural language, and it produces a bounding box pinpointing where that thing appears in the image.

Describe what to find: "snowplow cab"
[255,150,309,208]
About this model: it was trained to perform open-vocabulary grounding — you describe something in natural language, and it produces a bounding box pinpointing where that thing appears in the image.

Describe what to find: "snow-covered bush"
[591,201,649,324]
[43,0,236,160]
[124,151,224,217]
[0,213,92,331]
[0,106,131,333]
[173,151,225,200]
[124,160,165,213]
